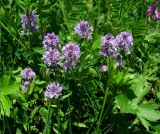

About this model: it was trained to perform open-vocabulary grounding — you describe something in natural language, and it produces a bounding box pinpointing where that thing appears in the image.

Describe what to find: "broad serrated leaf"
[115,95,136,114]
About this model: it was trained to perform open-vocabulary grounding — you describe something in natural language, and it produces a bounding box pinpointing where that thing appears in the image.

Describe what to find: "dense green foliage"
[1,0,160,133]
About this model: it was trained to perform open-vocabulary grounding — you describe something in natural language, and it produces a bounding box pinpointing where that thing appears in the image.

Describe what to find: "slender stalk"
[156,21,159,32]
[65,70,72,134]
[97,57,110,129]
[44,102,51,134]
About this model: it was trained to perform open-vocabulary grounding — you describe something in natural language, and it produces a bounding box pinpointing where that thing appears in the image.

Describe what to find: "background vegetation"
[1,0,160,133]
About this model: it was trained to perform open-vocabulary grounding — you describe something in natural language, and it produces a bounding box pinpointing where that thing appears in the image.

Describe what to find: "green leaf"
[0,96,12,116]
[12,67,22,74]
[0,75,22,98]
[138,116,150,131]
[0,75,10,89]
[115,95,136,114]
[157,92,160,99]
[15,76,21,83]
[16,128,22,134]
[61,92,72,100]
[35,81,47,85]
[73,122,87,128]
[137,106,160,122]
[30,106,40,119]
[92,35,101,50]
[28,81,35,95]
[130,75,150,104]
[89,67,98,76]
[139,101,159,110]
[33,47,45,54]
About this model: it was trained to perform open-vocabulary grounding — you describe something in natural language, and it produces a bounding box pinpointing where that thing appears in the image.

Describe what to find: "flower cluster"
[42,32,81,71]
[43,33,59,50]
[21,68,36,92]
[44,82,62,99]
[100,34,117,57]
[147,0,159,22]
[62,43,81,70]
[75,21,93,39]
[100,32,133,68]
[21,11,37,34]
[116,32,133,54]
[42,32,61,70]
[43,48,61,68]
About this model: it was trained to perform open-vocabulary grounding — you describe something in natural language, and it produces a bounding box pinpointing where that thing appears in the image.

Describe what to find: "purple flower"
[116,52,123,59]
[152,0,158,9]
[21,68,36,80]
[100,34,117,57]
[43,49,61,67]
[21,81,30,92]
[147,6,153,18]
[154,8,159,21]
[21,11,37,34]
[62,43,81,70]
[75,21,93,39]
[43,33,59,50]
[44,82,62,99]
[116,53,123,68]
[116,59,123,68]
[116,32,133,54]
[100,65,108,73]
[147,1,159,22]
[63,60,78,71]
[62,43,80,59]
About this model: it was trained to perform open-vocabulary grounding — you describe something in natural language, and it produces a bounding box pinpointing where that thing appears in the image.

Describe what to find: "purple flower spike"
[43,33,59,50]
[44,82,62,99]
[21,11,37,34]
[147,6,153,18]
[43,48,61,67]
[21,81,30,92]
[75,21,93,39]
[62,43,80,59]
[152,0,158,9]
[100,34,117,57]
[116,32,133,54]
[62,43,81,70]
[154,8,159,22]
[21,68,36,80]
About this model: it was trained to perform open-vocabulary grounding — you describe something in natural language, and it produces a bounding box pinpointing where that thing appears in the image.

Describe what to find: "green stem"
[65,70,72,134]
[156,21,159,32]
[97,58,110,129]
